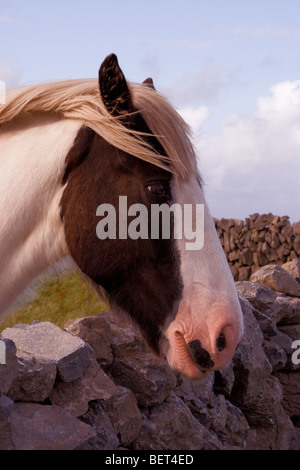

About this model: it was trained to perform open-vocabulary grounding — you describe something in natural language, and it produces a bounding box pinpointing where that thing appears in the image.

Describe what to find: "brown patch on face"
[60,126,182,353]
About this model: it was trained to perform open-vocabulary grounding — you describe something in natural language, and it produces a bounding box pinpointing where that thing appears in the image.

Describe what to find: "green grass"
[0,271,109,332]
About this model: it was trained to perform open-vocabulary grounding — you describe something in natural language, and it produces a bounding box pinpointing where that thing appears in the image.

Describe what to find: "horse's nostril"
[188,339,214,370]
[216,330,226,352]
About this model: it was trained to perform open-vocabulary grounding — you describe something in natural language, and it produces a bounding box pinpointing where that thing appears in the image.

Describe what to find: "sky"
[0,0,300,222]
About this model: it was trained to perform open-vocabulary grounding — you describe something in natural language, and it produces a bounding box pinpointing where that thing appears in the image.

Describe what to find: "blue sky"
[1,0,300,221]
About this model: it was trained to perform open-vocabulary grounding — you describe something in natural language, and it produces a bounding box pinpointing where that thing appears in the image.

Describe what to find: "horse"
[0,54,243,380]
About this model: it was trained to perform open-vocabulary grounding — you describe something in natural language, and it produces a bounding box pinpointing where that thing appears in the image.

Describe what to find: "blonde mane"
[0,78,197,180]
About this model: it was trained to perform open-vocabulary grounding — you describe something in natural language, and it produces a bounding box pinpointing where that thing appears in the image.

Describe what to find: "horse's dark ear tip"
[106,53,118,64]
[143,77,156,90]
[100,53,118,70]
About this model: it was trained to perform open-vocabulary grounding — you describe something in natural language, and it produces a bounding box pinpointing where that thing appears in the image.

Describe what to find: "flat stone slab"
[282,259,300,285]
[10,403,96,450]
[251,264,300,298]
[1,322,93,382]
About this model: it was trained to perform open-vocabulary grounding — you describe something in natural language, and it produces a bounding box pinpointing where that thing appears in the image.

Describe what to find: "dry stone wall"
[214,214,300,281]
[0,260,300,450]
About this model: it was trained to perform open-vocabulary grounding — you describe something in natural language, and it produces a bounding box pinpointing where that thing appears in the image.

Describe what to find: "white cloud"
[183,81,300,222]
[179,106,211,134]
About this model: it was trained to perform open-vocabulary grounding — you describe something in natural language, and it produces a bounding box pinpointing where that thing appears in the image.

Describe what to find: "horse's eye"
[147,182,171,200]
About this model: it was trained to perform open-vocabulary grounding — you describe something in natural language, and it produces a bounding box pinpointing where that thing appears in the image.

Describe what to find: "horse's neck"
[0,116,81,314]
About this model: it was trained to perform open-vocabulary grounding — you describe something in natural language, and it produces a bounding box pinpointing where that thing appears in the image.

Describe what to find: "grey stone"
[64,313,113,368]
[0,395,15,450]
[270,295,300,324]
[49,357,116,417]
[108,323,177,407]
[217,400,249,448]
[132,394,223,450]
[213,364,236,396]
[236,280,300,325]
[290,427,300,450]
[262,340,287,371]
[175,372,215,427]
[7,353,56,402]
[0,338,18,396]
[236,281,277,314]
[80,400,119,450]
[229,295,272,409]
[1,321,94,382]
[274,371,300,419]
[10,403,96,450]
[250,264,300,297]
[100,385,142,446]
[244,376,283,426]
[275,406,297,450]
[278,324,300,341]
[246,405,294,450]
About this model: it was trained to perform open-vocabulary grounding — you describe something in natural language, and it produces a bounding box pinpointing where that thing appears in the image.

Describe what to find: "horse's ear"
[99,54,134,116]
[142,77,156,90]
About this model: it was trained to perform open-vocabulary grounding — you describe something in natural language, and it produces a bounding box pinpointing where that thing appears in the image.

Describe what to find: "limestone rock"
[100,385,142,446]
[270,295,300,324]
[0,338,18,396]
[10,403,96,450]
[217,399,249,448]
[132,394,222,450]
[282,259,300,285]
[262,340,288,372]
[1,322,94,382]
[108,323,177,407]
[175,373,217,429]
[244,376,283,426]
[236,281,277,314]
[246,406,294,450]
[7,353,56,402]
[236,280,300,325]
[278,324,300,341]
[250,264,300,297]
[290,428,300,450]
[0,395,15,450]
[229,295,272,409]
[274,371,300,419]
[49,357,116,417]
[80,400,119,450]
[64,314,113,368]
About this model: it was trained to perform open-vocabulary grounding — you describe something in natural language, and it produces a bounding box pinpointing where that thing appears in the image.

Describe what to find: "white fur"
[0,116,81,314]
[163,175,244,379]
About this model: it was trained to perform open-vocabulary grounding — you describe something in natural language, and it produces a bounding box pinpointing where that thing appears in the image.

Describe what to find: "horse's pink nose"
[216,329,226,352]
[187,339,214,370]
[187,326,234,371]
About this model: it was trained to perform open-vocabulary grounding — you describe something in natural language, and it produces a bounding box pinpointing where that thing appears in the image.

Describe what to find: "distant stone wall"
[214,214,300,281]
